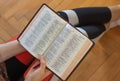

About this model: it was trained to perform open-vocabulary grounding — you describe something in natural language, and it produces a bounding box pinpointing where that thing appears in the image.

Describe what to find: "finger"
[39,56,46,71]
[31,60,40,69]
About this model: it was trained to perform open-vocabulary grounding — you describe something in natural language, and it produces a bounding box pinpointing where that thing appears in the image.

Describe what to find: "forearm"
[0,40,26,62]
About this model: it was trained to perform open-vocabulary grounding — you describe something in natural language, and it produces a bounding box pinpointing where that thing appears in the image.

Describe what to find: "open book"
[18,4,94,81]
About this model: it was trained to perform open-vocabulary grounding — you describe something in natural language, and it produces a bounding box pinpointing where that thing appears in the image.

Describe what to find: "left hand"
[25,56,52,81]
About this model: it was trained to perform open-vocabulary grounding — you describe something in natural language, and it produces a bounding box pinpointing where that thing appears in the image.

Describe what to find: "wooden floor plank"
[88,51,120,81]
[112,70,120,81]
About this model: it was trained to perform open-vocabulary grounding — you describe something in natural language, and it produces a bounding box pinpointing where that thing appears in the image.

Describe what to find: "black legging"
[58,7,111,39]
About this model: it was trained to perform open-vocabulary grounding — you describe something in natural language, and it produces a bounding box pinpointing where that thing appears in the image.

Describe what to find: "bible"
[18,4,94,81]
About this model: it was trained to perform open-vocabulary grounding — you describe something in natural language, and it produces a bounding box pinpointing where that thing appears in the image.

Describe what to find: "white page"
[44,24,88,79]
[19,5,67,58]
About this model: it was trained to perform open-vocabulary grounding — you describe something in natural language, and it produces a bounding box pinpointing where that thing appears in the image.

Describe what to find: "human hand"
[25,56,52,81]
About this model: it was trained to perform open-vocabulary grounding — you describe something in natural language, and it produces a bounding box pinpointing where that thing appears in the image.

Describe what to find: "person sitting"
[0,4,120,81]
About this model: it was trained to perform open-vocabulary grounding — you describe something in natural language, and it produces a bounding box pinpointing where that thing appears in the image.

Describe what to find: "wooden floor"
[0,0,120,81]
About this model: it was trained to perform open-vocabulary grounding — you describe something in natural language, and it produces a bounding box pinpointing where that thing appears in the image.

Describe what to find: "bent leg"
[58,7,111,26]
[58,5,120,29]
[76,24,106,42]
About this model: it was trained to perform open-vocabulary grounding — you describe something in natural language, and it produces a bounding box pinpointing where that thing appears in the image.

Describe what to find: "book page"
[44,24,93,80]
[18,5,67,58]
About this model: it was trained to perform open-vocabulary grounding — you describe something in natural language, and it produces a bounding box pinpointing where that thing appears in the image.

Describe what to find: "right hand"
[25,56,52,81]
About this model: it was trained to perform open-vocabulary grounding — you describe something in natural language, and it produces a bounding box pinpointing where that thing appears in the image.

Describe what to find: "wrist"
[14,40,26,51]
